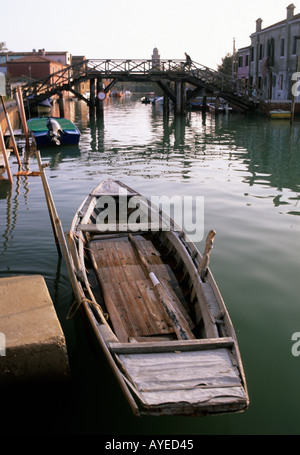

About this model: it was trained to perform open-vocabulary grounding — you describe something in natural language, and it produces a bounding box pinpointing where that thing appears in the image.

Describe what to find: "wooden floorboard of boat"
[89,238,186,341]
[118,348,247,408]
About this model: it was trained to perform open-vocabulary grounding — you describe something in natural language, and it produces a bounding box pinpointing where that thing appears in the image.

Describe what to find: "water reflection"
[76,98,300,205]
[0,177,26,255]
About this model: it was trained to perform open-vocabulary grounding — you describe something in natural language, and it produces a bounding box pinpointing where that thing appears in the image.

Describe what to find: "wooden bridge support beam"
[156,81,173,117]
[96,78,104,117]
[89,77,96,117]
[215,93,220,113]
[175,81,186,115]
[163,94,169,117]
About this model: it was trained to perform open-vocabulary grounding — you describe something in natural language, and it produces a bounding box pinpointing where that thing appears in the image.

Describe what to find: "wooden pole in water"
[0,125,13,184]
[0,95,22,168]
[15,88,29,148]
[16,87,29,149]
[35,150,62,257]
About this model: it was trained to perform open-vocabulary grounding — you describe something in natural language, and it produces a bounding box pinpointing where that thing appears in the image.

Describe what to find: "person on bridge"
[184,53,192,70]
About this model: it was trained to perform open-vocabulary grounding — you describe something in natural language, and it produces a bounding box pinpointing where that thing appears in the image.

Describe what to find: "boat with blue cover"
[27,117,80,147]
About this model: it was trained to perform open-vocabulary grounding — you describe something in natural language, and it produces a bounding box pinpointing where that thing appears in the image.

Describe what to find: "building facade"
[0,49,71,67]
[238,4,300,101]
[7,55,66,82]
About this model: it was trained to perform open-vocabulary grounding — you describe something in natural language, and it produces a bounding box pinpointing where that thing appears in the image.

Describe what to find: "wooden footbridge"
[20,58,256,115]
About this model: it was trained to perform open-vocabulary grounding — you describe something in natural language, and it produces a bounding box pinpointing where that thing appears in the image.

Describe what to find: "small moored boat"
[27,117,80,147]
[141,96,151,104]
[269,110,291,119]
[68,179,249,417]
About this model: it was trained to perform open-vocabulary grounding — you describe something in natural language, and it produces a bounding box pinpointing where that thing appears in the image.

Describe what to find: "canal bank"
[0,275,69,383]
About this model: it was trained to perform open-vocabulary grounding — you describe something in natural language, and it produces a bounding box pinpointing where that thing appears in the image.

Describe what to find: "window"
[238,56,243,68]
[259,44,264,60]
[251,47,254,62]
[267,38,275,65]
[279,74,283,90]
[281,38,285,57]
[293,35,298,55]
[246,55,249,66]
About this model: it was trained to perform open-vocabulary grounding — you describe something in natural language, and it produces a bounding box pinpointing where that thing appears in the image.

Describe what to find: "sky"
[2,0,299,69]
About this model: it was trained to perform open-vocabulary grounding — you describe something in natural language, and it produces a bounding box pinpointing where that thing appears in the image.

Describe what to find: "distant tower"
[152,47,160,69]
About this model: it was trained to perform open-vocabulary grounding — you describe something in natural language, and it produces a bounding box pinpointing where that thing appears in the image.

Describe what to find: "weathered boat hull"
[68,179,249,417]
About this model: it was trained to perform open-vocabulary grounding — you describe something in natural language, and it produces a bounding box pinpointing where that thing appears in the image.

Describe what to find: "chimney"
[256,18,263,32]
[287,4,295,20]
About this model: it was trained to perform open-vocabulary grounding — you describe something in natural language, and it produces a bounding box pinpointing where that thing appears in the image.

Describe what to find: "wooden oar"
[36,150,61,257]
[198,230,216,280]
[35,151,141,416]
[128,233,195,340]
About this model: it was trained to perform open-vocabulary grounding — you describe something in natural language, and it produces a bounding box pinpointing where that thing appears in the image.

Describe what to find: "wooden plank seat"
[88,238,192,343]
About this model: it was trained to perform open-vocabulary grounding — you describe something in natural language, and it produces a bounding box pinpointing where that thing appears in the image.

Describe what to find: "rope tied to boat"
[66,296,107,320]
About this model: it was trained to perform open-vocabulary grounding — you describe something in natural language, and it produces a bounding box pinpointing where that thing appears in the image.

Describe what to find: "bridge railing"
[189,61,250,100]
[21,60,89,99]
[87,59,186,75]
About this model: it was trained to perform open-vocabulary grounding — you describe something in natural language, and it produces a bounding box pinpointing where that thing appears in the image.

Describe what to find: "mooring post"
[96,78,104,117]
[89,78,96,117]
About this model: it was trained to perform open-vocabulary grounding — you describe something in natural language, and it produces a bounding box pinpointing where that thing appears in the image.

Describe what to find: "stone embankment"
[0,275,69,383]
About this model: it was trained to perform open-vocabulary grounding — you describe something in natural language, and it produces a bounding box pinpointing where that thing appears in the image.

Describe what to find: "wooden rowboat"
[68,179,249,417]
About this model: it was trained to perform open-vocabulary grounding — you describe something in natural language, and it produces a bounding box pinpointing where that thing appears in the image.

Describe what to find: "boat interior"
[79,193,226,344]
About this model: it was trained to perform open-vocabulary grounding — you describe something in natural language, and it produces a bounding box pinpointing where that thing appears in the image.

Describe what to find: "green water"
[1,97,300,435]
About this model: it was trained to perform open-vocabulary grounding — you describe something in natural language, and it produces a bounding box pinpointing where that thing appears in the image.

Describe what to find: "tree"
[0,42,9,52]
[217,53,233,77]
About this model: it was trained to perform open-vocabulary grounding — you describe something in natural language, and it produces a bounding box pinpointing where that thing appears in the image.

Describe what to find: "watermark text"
[95,190,204,242]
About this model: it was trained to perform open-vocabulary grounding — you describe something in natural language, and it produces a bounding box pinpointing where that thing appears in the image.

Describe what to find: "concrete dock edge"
[0,275,69,383]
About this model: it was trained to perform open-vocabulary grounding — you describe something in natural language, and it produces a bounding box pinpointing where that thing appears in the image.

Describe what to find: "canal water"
[1,96,300,435]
